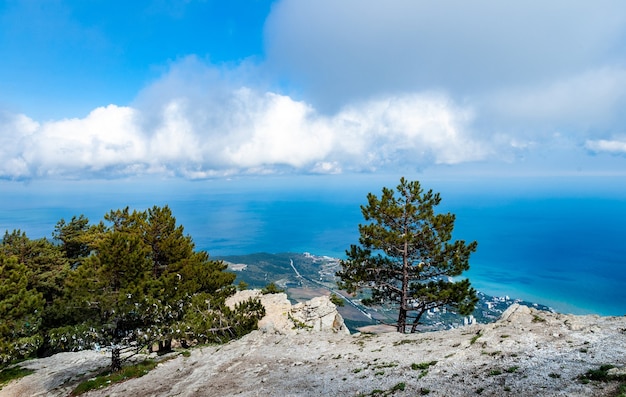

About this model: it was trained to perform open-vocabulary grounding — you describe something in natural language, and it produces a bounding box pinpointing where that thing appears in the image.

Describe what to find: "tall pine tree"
[0,253,45,364]
[337,177,478,333]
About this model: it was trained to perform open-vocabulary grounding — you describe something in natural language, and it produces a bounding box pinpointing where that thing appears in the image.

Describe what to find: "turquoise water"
[1,175,625,316]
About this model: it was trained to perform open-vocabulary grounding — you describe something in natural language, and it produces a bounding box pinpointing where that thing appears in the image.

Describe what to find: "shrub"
[261,282,284,294]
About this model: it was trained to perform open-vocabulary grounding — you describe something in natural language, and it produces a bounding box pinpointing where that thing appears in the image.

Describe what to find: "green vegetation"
[390,382,406,392]
[616,383,626,397]
[0,205,265,370]
[532,314,546,323]
[337,177,478,333]
[578,364,626,397]
[70,360,158,395]
[411,361,437,370]
[0,366,34,389]
[357,382,407,397]
[287,313,312,330]
[329,293,345,307]
[579,364,626,383]
[261,282,285,294]
[470,332,482,345]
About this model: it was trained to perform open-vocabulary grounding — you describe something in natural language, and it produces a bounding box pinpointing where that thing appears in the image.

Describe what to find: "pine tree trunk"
[398,231,409,333]
[397,308,407,333]
[111,347,122,372]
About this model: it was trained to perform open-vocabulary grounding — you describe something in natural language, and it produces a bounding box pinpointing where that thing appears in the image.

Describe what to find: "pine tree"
[53,215,91,267]
[0,253,45,365]
[46,205,259,361]
[337,177,478,333]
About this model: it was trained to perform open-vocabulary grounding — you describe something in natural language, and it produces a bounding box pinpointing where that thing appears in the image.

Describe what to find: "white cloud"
[332,94,485,167]
[0,112,38,178]
[0,60,488,179]
[22,105,146,177]
[586,139,626,155]
[262,0,626,170]
[2,1,626,180]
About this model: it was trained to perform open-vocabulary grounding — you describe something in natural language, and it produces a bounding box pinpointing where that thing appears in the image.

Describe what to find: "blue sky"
[1,0,626,181]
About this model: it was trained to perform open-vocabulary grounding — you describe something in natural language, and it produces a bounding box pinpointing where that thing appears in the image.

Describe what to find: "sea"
[1,174,625,316]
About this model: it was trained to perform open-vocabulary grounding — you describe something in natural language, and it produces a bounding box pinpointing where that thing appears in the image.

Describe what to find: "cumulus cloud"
[3,1,626,179]
[0,59,488,179]
[586,138,626,155]
[263,0,626,162]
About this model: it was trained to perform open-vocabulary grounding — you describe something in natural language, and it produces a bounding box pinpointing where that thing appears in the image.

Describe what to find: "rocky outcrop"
[225,290,349,335]
[290,295,349,334]
[4,301,626,397]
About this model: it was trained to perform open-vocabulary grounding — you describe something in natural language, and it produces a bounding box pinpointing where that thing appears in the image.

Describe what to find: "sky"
[1,0,626,181]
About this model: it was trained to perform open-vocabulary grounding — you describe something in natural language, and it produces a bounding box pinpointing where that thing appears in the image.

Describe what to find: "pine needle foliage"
[337,178,478,333]
[0,205,264,367]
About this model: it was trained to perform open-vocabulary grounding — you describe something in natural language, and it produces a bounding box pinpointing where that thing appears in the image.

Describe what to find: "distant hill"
[216,252,552,332]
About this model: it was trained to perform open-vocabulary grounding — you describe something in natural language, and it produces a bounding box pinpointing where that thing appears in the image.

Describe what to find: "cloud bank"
[1,0,626,179]
[0,58,488,179]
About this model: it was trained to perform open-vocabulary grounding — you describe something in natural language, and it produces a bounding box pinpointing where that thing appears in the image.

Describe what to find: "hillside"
[219,252,551,331]
[2,292,626,397]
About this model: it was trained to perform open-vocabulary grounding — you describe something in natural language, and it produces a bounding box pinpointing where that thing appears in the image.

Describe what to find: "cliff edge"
[2,298,626,397]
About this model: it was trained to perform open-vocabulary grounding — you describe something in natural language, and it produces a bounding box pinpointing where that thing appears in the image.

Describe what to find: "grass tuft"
[411,361,438,370]
[71,360,158,395]
[0,366,34,389]
[470,332,482,345]
[578,363,626,394]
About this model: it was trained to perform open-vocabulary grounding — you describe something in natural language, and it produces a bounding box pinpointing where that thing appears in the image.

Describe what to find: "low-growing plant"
[374,362,398,369]
[411,361,437,370]
[329,293,345,307]
[532,314,546,323]
[489,369,502,376]
[288,313,312,330]
[261,282,284,294]
[390,382,405,392]
[0,366,34,389]
[71,360,157,395]
[506,366,519,373]
[470,332,482,345]
[616,382,626,397]
[578,364,626,383]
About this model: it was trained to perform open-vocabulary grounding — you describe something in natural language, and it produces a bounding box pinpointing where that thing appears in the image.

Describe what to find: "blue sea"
[1,174,625,316]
